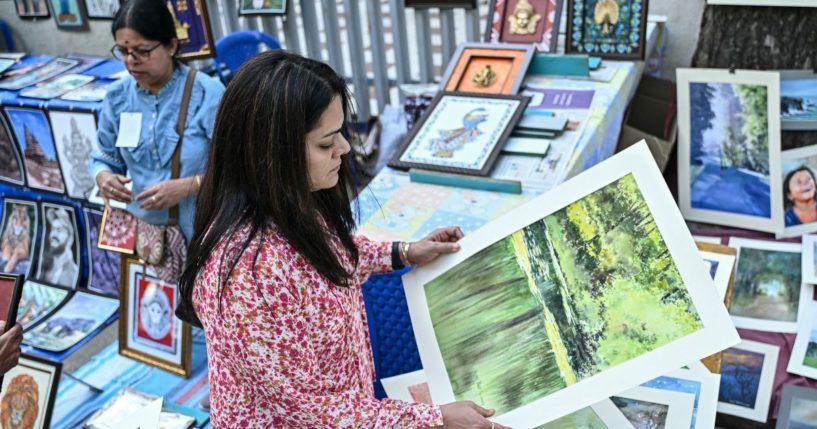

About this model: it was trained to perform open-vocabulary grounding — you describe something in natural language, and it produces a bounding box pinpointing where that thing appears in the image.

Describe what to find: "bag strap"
[169,68,197,225]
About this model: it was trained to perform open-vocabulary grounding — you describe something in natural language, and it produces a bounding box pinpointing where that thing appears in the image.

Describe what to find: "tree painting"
[611,397,669,429]
[535,407,607,429]
[732,247,801,322]
[425,174,704,414]
[689,82,770,218]
[719,348,764,408]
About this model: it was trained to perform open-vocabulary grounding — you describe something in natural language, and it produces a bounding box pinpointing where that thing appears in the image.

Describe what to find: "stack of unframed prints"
[394,144,739,427]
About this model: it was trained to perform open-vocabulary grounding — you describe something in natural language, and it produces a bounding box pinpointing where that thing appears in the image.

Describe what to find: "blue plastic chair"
[211,30,281,84]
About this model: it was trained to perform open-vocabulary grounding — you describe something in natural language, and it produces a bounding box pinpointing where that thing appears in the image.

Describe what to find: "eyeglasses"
[110,43,163,62]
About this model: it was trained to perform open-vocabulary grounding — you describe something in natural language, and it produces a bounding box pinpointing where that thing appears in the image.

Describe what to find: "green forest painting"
[732,247,801,322]
[425,174,704,415]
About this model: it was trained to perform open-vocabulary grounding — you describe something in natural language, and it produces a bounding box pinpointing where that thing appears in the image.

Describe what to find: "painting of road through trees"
[425,173,705,415]
[689,82,770,218]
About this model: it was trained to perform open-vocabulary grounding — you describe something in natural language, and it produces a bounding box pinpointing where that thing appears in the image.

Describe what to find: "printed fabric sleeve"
[354,235,393,283]
[231,259,443,428]
[89,81,128,179]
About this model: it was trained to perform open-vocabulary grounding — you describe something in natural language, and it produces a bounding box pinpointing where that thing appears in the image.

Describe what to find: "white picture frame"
[612,385,696,429]
[717,340,780,423]
[693,235,722,245]
[801,234,817,284]
[728,237,811,333]
[787,298,817,379]
[676,69,782,233]
[48,110,98,200]
[779,144,817,237]
[402,143,739,427]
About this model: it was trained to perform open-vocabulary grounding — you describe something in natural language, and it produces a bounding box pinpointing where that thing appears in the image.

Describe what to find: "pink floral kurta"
[193,222,444,428]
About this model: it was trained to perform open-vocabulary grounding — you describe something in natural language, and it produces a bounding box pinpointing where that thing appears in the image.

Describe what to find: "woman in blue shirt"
[90,0,224,243]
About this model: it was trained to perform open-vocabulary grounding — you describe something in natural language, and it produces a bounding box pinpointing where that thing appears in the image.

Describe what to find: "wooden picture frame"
[48,0,91,31]
[120,257,192,378]
[485,0,564,53]
[238,0,287,15]
[388,91,529,176]
[168,0,216,60]
[0,354,61,429]
[441,43,535,95]
[565,0,649,60]
[13,0,50,18]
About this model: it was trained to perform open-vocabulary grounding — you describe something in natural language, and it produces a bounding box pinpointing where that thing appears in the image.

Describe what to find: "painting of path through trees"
[425,174,704,415]
[689,82,770,217]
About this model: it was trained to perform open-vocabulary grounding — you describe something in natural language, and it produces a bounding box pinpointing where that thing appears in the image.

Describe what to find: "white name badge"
[115,112,142,148]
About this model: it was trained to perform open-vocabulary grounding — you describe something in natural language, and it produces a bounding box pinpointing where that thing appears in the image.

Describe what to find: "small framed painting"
[696,241,736,302]
[13,0,50,18]
[779,144,817,237]
[97,206,136,254]
[33,202,80,290]
[239,0,286,15]
[779,71,817,131]
[120,257,192,377]
[48,109,98,200]
[388,92,529,176]
[83,0,121,18]
[0,354,61,429]
[440,43,535,95]
[24,291,118,351]
[717,340,779,423]
[728,237,811,333]
[565,0,649,60]
[676,69,782,233]
[83,208,121,297]
[485,0,563,53]
[168,0,216,60]
[0,113,25,187]
[4,107,67,194]
[0,273,24,330]
[777,385,817,429]
[0,198,39,278]
[787,298,817,379]
[48,0,90,31]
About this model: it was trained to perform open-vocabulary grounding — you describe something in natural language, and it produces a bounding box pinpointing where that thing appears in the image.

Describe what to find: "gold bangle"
[400,241,411,266]
[195,175,202,187]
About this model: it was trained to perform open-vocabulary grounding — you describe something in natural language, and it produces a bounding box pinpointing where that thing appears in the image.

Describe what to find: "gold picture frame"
[119,256,192,377]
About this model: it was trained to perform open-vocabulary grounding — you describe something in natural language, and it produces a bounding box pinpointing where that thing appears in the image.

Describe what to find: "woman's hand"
[407,226,464,267]
[136,177,195,210]
[97,171,133,204]
[435,401,510,429]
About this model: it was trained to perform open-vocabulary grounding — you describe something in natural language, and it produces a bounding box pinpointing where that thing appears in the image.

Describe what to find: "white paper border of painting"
[1,353,61,429]
[34,202,80,290]
[440,42,535,96]
[777,145,817,237]
[676,69,782,233]
[779,70,817,130]
[1,198,39,279]
[699,250,736,301]
[717,340,779,423]
[727,237,809,333]
[665,367,721,429]
[402,144,740,427]
[613,385,697,429]
[125,261,183,365]
[0,111,25,186]
[48,109,98,200]
[786,299,817,379]
[776,384,817,429]
[706,0,817,6]
[694,235,722,245]
[801,234,817,284]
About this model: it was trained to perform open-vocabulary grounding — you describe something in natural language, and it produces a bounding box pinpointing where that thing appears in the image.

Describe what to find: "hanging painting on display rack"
[402,145,739,427]
[0,354,61,429]
[485,0,563,53]
[48,110,97,200]
[0,113,25,187]
[0,57,80,91]
[33,202,80,290]
[238,0,286,15]
[440,43,535,95]
[0,198,38,278]
[717,340,779,423]
[779,71,817,130]
[676,69,781,233]
[167,0,216,60]
[84,208,121,297]
[13,0,50,18]
[120,257,192,377]
[24,291,118,351]
[4,108,66,194]
[83,0,120,18]
[48,0,90,31]
[565,0,649,60]
[16,281,69,331]
[388,92,528,176]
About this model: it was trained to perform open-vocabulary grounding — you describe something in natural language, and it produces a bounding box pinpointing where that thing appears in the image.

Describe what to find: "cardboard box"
[616,75,678,172]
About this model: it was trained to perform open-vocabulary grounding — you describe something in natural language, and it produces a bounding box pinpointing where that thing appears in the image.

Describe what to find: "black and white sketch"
[49,110,96,200]
[35,203,79,289]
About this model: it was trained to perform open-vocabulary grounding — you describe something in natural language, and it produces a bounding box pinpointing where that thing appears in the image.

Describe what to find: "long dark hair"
[177,51,359,326]
[783,165,817,210]
[112,0,177,49]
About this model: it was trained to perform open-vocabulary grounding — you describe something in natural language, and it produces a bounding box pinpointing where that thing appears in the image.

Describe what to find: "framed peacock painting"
[566,0,649,60]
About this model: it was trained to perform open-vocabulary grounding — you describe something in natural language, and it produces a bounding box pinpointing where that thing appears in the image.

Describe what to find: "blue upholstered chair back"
[211,30,281,84]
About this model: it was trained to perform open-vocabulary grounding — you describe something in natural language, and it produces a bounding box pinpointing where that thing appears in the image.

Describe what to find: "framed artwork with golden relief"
[485,0,564,53]
[167,0,216,60]
[566,0,649,60]
[440,43,535,95]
